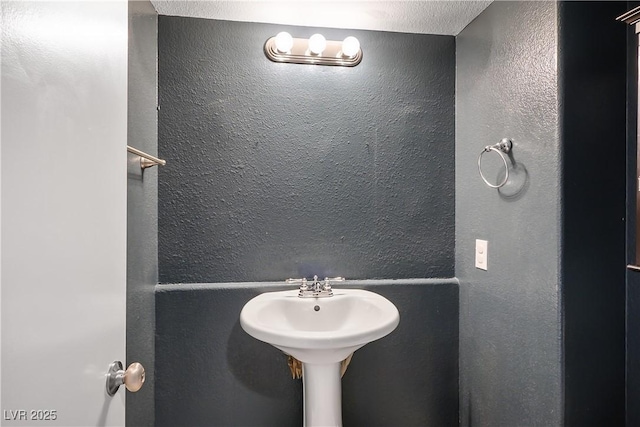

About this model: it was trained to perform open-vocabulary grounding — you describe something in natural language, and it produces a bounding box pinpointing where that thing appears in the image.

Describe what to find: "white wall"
[1,2,128,425]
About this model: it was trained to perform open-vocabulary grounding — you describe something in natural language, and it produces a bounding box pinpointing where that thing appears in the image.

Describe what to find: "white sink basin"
[240,287,399,426]
[239,288,400,364]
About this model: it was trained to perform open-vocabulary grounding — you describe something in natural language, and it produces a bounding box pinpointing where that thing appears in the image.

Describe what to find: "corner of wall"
[127,1,158,425]
[557,1,627,424]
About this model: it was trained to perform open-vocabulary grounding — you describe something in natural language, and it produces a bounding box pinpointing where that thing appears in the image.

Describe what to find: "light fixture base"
[264,36,362,67]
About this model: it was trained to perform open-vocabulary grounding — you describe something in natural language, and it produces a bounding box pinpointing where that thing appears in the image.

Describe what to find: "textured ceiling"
[150,1,493,35]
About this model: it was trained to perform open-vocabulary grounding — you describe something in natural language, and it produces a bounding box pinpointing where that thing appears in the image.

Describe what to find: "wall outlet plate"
[475,239,488,270]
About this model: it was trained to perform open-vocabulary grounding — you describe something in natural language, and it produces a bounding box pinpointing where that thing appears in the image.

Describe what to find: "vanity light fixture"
[264,32,362,67]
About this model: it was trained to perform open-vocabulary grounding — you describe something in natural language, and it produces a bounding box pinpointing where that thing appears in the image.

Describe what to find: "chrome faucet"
[286,275,345,298]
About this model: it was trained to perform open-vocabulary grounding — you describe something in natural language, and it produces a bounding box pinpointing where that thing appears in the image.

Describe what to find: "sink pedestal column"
[302,362,342,427]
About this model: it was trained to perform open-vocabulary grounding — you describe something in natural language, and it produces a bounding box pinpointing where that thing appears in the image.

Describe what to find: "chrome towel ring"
[478,138,513,188]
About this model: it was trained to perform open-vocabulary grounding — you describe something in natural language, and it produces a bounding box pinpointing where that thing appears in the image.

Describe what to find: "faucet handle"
[322,277,344,291]
[287,277,308,291]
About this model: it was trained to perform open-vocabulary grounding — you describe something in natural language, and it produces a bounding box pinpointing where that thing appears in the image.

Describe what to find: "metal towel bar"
[127,145,166,169]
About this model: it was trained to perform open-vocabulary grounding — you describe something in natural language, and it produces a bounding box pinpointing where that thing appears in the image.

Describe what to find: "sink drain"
[314,305,320,311]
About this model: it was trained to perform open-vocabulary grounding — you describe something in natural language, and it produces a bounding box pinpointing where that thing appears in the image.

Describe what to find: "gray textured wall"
[456,2,563,425]
[157,17,455,283]
[457,2,627,426]
[127,1,157,425]
[628,2,640,424]
[626,1,640,426]
[155,280,458,427]
[628,275,640,425]
[151,5,628,426]
[558,1,626,424]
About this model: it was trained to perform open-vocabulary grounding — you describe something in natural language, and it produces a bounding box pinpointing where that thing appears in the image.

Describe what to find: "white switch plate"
[475,239,488,270]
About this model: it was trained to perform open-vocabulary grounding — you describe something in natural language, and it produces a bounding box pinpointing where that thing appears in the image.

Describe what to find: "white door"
[1,1,128,425]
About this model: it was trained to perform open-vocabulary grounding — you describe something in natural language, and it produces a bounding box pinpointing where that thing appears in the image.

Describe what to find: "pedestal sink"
[240,288,400,427]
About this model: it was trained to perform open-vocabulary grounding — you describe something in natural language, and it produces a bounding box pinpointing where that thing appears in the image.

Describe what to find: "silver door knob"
[106,361,145,396]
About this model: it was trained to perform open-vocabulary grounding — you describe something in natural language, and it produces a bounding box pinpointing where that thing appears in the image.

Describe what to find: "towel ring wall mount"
[478,138,513,189]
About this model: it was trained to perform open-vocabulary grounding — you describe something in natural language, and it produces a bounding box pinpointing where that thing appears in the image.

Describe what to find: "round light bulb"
[274,32,293,53]
[308,34,326,55]
[341,36,360,58]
